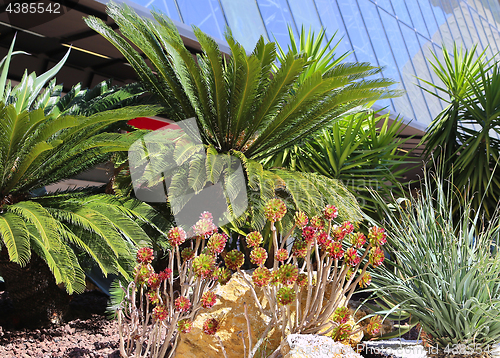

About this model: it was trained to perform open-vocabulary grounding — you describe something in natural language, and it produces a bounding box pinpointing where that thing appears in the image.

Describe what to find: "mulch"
[0,290,121,358]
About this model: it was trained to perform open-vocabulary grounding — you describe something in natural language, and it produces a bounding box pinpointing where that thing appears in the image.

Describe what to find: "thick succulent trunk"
[0,247,70,327]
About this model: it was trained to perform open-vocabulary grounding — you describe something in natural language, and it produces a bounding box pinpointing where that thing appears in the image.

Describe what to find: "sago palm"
[85,2,398,231]
[0,37,163,326]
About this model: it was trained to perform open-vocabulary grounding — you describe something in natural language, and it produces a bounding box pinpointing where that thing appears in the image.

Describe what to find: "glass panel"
[430,0,454,48]
[375,0,394,15]
[338,0,392,108]
[484,19,500,52]
[441,0,465,45]
[177,0,226,40]
[390,0,412,26]
[481,0,495,23]
[314,0,353,57]
[486,0,500,25]
[220,0,268,49]
[471,7,493,57]
[256,0,296,49]
[287,0,324,37]
[134,0,180,21]
[359,0,400,112]
[406,1,430,37]
[379,11,417,120]
[454,1,474,48]
[400,23,433,125]
[417,34,445,116]
[488,25,498,53]
[470,0,487,19]
[490,26,500,53]
[418,0,442,41]
[337,0,377,64]
[460,3,483,50]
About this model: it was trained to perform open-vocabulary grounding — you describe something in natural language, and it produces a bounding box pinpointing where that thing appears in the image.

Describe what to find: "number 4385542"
[5,2,61,14]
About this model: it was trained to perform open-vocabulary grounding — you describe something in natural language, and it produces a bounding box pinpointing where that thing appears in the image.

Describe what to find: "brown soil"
[0,290,121,358]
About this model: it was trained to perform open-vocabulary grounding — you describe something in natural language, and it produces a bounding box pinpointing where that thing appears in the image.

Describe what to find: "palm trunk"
[0,247,70,327]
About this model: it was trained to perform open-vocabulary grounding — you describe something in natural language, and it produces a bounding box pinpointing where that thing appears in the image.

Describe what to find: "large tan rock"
[176,271,365,358]
[175,270,281,358]
[281,334,364,358]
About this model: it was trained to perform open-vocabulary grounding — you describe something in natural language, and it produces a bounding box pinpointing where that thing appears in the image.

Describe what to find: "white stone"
[281,334,363,358]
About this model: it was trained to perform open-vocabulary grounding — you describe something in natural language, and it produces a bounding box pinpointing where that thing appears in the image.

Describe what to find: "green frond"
[7,201,60,251]
[0,211,31,266]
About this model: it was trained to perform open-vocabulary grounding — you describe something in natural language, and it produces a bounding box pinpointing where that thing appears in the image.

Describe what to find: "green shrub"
[371,172,500,351]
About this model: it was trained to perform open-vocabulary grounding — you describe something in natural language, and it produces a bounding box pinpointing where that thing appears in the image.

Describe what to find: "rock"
[176,270,365,357]
[281,334,364,358]
[348,300,394,338]
[176,270,282,358]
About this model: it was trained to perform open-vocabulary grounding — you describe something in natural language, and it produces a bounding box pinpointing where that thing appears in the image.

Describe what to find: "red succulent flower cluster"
[136,247,154,264]
[264,198,287,222]
[344,248,360,267]
[278,264,299,285]
[246,231,263,247]
[350,232,366,249]
[213,267,232,285]
[292,239,307,258]
[323,205,338,221]
[207,233,227,255]
[368,226,387,247]
[333,306,350,324]
[325,241,344,260]
[250,247,268,266]
[192,254,216,279]
[302,226,316,244]
[296,273,308,289]
[294,211,308,228]
[178,319,193,333]
[147,273,161,290]
[252,267,272,287]
[134,263,154,285]
[369,247,385,267]
[147,291,160,304]
[175,296,191,312]
[224,250,245,271]
[203,318,219,335]
[152,305,168,321]
[192,216,217,237]
[181,247,195,261]
[310,215,325,230]
[331,323,352,344]
[168,227,187,246]
[342,221,355,235]
[359,272,372,288]
[276,286,295,305]
[366,316,383,335]
[275,248,289,262]
[158,268,172,281]
[201,291,217,309]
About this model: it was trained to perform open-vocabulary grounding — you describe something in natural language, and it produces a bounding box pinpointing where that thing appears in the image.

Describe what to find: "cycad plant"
[265,110,413,220]
[420,44,500,218]
[85,2,398,231]
[0,37,163,326]
[371,172,500,351]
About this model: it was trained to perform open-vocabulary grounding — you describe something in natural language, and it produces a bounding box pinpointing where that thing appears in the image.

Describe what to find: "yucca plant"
[370,172,500,352]
[420,44,500,219]
[0,36,164,326]
[84,2,399,232]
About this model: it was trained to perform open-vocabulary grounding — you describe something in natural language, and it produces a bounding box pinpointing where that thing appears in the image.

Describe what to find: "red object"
[127,117,180,130]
